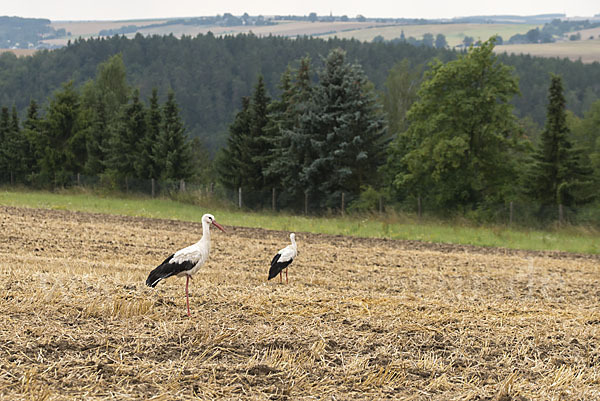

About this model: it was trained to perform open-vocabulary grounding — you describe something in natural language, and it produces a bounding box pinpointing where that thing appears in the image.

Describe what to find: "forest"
[1,33,599,151]
[0,33,599,224]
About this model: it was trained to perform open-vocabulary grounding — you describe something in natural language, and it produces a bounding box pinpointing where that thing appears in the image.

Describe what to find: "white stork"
[146,213,226,317]
[268,233,297,284]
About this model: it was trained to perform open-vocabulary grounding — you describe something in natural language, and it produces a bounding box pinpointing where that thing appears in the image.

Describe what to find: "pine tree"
[153,91,194,182]
[105,89,146,183]
[305,48,387,207]
[525,74,594,210]
[22,100,42,182]
[39,81,83,186]
[265,57,314,207]
[2,106,30,183]
[136,88,161,179]
[216,97,252,190]
[245,75,272,192]
[0,107,11,183]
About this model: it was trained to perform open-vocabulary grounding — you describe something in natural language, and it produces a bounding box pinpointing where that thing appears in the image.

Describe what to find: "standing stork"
[268,233,297,284]
[146,213,226,317]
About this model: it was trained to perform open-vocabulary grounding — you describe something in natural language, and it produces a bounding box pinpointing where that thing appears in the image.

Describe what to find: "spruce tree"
[22,100,42,182]
[153,91,194,182]
[216,97,252,191]
[305,48,386,207]
[265,58,314,207]
[105,89,146,183]
[525,74,594,210]
[2,106,29,183]
[136,88,161,180]
[39,81,83,186]
[246,75,272,192]
[0,107,11,183]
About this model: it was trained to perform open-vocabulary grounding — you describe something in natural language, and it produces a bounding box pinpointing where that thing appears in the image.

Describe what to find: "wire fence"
[2,172,599,228]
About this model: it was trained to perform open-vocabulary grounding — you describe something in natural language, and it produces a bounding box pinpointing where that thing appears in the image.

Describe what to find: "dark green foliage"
[1,34,599,152]
[216,97,252,190]
[265,58,315,207]
[1,107,30,183]
[153,92,194,182]
[525,75,594,208]
[37,82,84,187]
[105,89,146,182]
[304,48,387,208]
[217,75,274,207]
[136,88,161,179]
[246,76,272,191]
[388,37,523,213]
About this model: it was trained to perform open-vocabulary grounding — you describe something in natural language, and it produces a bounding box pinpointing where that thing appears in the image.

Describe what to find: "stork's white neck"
[199,220,211,244]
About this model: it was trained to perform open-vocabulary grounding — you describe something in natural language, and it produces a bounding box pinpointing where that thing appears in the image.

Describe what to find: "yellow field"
[495,38,600,63]
[1,205,599,399]
[320,23,541,47]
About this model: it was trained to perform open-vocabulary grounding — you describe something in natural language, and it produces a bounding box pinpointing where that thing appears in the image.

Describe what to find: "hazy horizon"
[2,0,598,22]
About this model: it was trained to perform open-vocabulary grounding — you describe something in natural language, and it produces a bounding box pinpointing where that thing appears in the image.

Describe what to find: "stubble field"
[1,205,599,400]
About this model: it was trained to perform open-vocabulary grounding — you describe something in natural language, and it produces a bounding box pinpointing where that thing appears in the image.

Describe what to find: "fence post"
[151,178,155,198]
[341,192,345,216]
[304,192,308,215]
[238,187,242,208]
[210,182,214,194]
[509,201,514,225]
[379,196,383,214]
[558,203,564,227]
[417,195,422,218]
[180,179,186,192]
[272,188,276,211]
[77,173,80,186]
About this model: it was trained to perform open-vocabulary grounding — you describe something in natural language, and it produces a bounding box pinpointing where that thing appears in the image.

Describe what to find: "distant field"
[320,23,541,47]
[0,48,37,57]
[1,19,597,63]
[495,38,600,63]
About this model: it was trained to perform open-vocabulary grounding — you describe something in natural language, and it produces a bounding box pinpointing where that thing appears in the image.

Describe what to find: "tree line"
[1,33,599,152]
[217,38,598,222]
[0,54,203,188]
[0,35,598,223]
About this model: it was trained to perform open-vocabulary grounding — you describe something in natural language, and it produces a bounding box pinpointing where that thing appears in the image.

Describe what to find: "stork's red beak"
[212,220,226,233]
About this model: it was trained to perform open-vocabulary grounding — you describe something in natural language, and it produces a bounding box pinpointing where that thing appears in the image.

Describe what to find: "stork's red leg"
[186,275,191,317]
[279,271,282,283]
[285,268,288,284]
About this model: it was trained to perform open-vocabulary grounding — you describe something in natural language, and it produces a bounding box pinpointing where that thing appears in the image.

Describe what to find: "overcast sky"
[3,0,598,21]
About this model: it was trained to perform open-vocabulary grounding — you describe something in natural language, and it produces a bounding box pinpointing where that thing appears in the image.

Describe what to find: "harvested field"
[1,205,599,400]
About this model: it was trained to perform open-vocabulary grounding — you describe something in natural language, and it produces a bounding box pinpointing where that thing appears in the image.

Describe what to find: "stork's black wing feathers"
[145,254,196,287]
[268,253,293,280]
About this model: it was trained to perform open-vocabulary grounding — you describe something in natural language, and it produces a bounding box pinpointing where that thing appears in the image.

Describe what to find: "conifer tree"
[2,106,30,183]
[105,89,146,182]
[136,88,161,180]
[22,100,42,181]
[217,97,252,190]
[265,58,314,207]
[153,91,194,181]
[305,48,386,207]
[245,75,272,192]
[525,74,594,210]
[0,107,11,182]
[38,81,83,186]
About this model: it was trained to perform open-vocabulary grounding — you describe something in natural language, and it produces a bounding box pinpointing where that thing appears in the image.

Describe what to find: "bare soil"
[0,206,599,400]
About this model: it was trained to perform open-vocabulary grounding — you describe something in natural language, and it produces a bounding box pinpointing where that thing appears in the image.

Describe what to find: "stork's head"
[290,233,296,242]
[202,213,226,233]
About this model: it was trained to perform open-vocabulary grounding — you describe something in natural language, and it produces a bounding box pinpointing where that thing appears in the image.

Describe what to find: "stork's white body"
[146,213,225,316]
[268,233,297,283]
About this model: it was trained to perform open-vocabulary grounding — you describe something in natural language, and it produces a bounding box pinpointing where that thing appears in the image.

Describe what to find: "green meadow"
[1,188,598,254]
